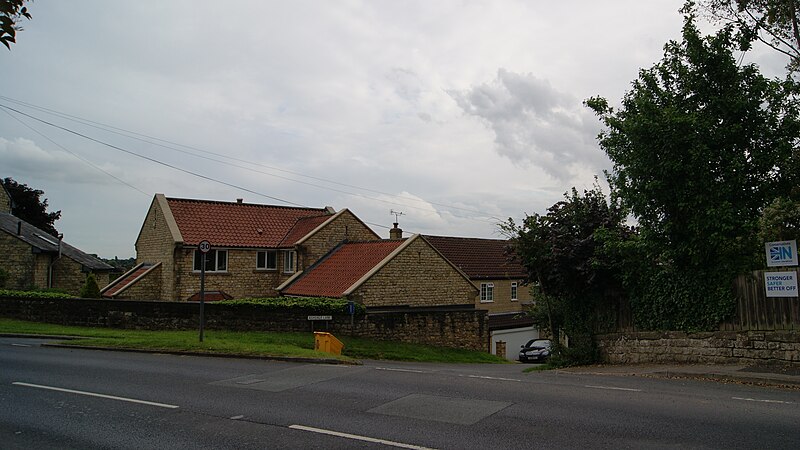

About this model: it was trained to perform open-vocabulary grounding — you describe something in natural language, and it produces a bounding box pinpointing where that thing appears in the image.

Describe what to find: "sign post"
[347,301,355,327]
[198,240,211,342]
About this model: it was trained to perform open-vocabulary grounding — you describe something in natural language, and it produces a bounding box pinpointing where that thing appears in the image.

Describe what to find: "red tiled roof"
[423,235,527,279]
[278,214,332,247]
[167,198,330,248]
[102,263,156,298]
[282,240,405,298]
[186,290,233,302]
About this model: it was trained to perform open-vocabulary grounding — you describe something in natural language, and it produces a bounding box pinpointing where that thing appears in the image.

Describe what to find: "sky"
[0,1,789,259]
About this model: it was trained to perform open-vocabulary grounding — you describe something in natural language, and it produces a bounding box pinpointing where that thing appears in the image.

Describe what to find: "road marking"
[10,343,31,347]
[289,425,436,450]
[230,415,245,420]
[12,382,180,409]
[463,375,522,382]
[375,367,426,373]
[584,385,642,392]
[732,397,792,405]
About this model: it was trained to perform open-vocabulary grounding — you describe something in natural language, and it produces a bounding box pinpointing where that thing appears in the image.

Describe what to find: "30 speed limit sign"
[198,240,211,253]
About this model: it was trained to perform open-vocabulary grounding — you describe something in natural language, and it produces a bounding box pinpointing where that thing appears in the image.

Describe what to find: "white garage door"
[490,326,539,361]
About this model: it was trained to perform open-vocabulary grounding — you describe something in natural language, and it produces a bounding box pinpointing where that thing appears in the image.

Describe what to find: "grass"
[0,318,507,364]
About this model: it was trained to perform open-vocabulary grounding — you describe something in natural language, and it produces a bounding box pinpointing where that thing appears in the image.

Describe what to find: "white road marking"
[464,375,522,382]
[10,344,31,347]
[732,397,792,405]
[289,424,436,450]
[12,382,180,409]
[375,367,426,373]
[230,415,245,420]
[584,385,642,392]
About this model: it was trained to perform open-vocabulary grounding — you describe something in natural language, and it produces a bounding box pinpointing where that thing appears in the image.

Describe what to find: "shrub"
[80,274,101,298]
[0,289,72,299]
[218,297,365,315]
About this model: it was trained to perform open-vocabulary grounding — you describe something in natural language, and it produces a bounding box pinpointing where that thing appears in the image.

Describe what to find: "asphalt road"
[2,337,799,449]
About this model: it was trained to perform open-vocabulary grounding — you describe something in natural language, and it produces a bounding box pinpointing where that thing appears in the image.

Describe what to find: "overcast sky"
[0,1,788,259]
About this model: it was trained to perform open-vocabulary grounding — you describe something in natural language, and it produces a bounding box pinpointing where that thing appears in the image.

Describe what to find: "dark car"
[518,339,552,363]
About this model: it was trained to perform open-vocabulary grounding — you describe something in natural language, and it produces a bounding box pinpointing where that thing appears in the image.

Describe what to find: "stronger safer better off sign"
[764,272,798,297]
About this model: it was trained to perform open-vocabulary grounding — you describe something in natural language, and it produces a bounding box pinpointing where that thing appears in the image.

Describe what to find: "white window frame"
[256,250,277,270]
[511,282,518,301]
[283,250,296,274]
[480,282,494,303]
[193,249,228,273]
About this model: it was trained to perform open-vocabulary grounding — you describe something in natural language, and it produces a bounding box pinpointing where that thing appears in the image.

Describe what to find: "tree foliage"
[2,177,61,236]
[586,16,800,329]
[80,274,101,299]
[504,184,629,364]
[696,0,800,71]
[0,0,31,50]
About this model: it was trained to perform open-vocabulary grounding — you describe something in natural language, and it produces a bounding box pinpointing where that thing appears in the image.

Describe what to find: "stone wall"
[474,279,531,314]
[0,296,489,351]
[135,197,178,300]
[352,237,478,308]
[0,231,37,289]
[298,210,379,271]
[597,331,800,366]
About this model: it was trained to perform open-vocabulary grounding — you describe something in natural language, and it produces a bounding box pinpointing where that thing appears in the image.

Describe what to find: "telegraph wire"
[0,104,306,207]
[0,94,498,220]
[2,108,151,197]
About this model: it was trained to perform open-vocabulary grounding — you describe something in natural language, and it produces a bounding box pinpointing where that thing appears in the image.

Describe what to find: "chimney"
[389,223,403,240]
[236,198,243,204]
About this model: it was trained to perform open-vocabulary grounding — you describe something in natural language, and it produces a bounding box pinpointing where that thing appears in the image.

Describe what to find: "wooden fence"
[720,269,800,331]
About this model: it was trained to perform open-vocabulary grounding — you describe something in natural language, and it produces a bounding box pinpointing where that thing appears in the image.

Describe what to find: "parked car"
[518,339,552,363]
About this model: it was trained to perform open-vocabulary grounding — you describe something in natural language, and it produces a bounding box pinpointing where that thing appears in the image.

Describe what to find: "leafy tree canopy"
[696,0,800,71]
[0,0,31,50]
[2,177,61,236]
[586,14,800,329]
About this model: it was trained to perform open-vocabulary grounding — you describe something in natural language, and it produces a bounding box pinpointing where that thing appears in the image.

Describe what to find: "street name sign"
[308,315,333,321]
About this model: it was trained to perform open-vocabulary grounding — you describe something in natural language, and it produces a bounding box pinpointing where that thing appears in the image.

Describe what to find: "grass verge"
[0,318,506,364]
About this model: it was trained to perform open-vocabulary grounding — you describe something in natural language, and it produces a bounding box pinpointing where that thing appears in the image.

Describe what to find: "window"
[193,249,227,272]
[511,282,518,301]
[283,250,296,273]
[480,283,494,302]
[256,250,277,270]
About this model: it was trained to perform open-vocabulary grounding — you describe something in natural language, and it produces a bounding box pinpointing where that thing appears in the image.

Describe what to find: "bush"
[80,274,101,299]
[218,297,365,315]
[0,289,72,299]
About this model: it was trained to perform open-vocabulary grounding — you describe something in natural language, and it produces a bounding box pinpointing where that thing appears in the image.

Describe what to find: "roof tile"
[424,235,527,279]
[166,198,330,248]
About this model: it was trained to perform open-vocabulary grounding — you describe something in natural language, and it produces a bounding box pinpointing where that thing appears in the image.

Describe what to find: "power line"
[0,95,499,221]
[2,108,151,197]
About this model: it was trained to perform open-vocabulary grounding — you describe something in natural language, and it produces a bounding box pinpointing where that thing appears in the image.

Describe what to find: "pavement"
[557,362,800,389]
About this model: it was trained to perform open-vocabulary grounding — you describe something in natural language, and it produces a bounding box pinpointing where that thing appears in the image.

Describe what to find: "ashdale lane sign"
[765,240,798,267]
[764,272,798,298]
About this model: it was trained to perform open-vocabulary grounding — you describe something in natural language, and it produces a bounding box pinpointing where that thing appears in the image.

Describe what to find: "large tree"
[586,15,800,330]
[0,0,31,50]
[2,177,61,236]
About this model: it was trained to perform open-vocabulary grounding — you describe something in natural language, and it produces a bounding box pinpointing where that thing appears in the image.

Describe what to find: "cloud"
[451,69,609,181]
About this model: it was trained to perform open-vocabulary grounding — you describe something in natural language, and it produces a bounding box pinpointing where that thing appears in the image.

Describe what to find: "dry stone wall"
[597,331,800,366]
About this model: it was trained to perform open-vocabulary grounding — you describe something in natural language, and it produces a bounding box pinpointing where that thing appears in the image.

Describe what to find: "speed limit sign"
[198,240,211,253]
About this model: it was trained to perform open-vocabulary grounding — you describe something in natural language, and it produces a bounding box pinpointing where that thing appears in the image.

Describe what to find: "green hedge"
[0,289,73,299]
[218,297,365,315]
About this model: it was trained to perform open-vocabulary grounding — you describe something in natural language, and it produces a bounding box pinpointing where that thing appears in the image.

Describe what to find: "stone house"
[424,235,537,359]
[277,234,478,309]
[0,185,114,295]
[101,194,380,301]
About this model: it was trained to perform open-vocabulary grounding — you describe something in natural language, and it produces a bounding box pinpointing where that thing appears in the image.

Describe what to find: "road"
[2,337,799,449]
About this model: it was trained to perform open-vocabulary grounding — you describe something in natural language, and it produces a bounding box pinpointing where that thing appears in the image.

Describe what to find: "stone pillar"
[495,340,506,359]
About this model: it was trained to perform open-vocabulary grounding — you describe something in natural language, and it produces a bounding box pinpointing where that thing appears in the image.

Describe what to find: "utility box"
[314,332,344,355]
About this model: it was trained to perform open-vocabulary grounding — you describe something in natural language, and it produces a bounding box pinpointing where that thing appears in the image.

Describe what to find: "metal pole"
[199,253,206,342]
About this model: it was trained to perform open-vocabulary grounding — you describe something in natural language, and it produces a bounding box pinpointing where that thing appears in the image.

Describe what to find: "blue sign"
[346,301,355,316]
[765,241,798,267]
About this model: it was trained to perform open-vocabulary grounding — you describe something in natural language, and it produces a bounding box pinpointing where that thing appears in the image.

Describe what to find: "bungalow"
[0,185,114,294]
[102,194,380,301]
[277,234,478,309]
